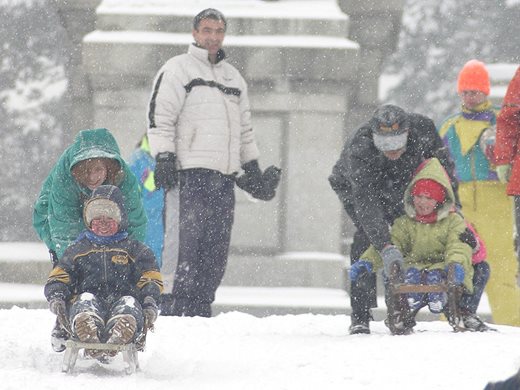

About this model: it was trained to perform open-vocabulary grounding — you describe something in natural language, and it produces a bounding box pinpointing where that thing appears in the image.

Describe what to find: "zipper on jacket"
[102,246,109,297]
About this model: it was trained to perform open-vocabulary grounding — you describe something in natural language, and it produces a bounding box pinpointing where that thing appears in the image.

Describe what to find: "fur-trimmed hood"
[404,158,455,221]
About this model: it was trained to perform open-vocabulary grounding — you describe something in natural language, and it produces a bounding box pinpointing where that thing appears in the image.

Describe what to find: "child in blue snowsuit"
[44,185,163,357]
[128,134,165,267]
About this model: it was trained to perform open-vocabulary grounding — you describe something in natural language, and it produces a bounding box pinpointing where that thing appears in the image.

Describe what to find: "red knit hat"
[457,59,490,95]
[411,179,446,203]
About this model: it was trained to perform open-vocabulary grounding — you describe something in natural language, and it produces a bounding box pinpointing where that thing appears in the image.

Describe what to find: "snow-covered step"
[0,282,493,323]
[0,242,51,285]
[222,252,348,289]
[0,243,349,289]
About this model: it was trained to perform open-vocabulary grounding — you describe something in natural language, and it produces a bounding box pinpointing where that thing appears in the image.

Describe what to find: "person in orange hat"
[438,60,520,328]
[495,66,520,287]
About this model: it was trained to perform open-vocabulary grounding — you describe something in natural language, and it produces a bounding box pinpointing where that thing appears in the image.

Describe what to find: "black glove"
[142,296,158,327]
[236,160,282,201]
[49,296,66,316]
[262,166,282,200]
[459,227,478,250]
[154,152,177,190]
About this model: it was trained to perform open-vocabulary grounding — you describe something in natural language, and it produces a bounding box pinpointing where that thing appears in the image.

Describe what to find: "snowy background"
[1,1,520,388]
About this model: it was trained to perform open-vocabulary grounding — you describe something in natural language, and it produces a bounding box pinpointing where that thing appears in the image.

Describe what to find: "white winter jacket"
[147,44,260,175]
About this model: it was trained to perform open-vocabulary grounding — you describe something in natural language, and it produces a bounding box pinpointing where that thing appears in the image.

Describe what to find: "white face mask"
[373,131,409,152]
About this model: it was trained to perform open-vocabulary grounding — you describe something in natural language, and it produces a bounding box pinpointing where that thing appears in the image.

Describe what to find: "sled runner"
[385,263,465,334]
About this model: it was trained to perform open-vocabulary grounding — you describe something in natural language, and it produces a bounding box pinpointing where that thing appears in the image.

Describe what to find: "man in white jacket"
[147,8,281,317]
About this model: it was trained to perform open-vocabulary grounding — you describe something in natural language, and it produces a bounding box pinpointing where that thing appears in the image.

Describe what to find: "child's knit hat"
[83,185,127,229]
[457,59,490,95]
[411,179,446,203]
[84,198,121,226]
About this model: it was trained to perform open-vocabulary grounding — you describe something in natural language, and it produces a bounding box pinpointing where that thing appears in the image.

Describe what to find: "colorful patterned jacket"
[438,100,500,182]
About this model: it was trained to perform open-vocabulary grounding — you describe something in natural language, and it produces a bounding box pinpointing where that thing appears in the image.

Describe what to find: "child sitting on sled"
[44,185,163,358]
[350,158,473,332]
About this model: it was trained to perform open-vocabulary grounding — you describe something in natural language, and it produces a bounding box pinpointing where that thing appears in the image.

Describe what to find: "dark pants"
[171,169,235,317]
[349,229,377,321]
[69,292,144,342]
[460,261,490,314]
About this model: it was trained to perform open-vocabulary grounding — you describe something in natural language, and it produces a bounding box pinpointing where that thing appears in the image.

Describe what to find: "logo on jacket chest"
[111,254,129,265]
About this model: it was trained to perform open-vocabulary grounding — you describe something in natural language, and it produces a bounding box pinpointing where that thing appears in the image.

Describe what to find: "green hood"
[68,128,124,171]
[33,128,147,258]
[403,158,455,221]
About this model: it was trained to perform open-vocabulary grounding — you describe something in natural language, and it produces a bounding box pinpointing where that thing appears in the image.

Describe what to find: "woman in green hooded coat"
[33,128,147,262]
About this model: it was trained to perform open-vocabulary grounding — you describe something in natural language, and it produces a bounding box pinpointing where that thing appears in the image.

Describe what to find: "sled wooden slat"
[65,340,134,352]
[393,283,448,294]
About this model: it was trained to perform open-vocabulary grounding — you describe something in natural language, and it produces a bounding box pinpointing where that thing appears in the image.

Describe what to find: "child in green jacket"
[350,158,473,330]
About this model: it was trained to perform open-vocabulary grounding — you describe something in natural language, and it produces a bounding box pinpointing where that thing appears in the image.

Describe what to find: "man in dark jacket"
[329,104,458,334]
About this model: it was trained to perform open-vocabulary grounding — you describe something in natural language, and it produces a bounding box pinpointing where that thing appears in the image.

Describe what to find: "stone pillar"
[338,0,404,124]
[53,0,101,134]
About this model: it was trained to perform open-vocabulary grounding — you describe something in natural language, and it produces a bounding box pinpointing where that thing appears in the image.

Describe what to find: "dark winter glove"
[380,245,404,276]
[349,260,373,282]
[49,249,59,267]
[49,297,66,316]
[447,263,465,285]
[261,165,282,200]
[154,152,177,190]
[142,296,158,327]
[459,227,478,250]
[236,160,282,201]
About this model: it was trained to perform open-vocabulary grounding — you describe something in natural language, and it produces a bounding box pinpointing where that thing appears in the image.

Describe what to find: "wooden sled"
[386,263,465,334]
[61,340,140,374]
[61,321,149,375]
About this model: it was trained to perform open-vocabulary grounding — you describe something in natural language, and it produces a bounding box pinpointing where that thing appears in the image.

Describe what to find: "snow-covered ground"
[1,308,519,389]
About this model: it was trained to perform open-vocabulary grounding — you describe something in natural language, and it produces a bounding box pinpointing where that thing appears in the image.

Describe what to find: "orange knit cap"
[457,59,490,95]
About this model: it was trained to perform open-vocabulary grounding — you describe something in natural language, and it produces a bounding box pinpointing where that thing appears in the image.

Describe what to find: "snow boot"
[73,312,101,343]
[349,310,371,335]
[72,312,104,359]
[106,314,137,345]
[462,312,493,332]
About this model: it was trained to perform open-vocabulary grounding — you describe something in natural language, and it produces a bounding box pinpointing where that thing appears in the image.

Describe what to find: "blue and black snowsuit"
[44,185,163,340]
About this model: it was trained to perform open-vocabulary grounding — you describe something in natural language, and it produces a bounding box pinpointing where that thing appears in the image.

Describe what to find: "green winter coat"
[33,128,147,258]
[361,158,473,291]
